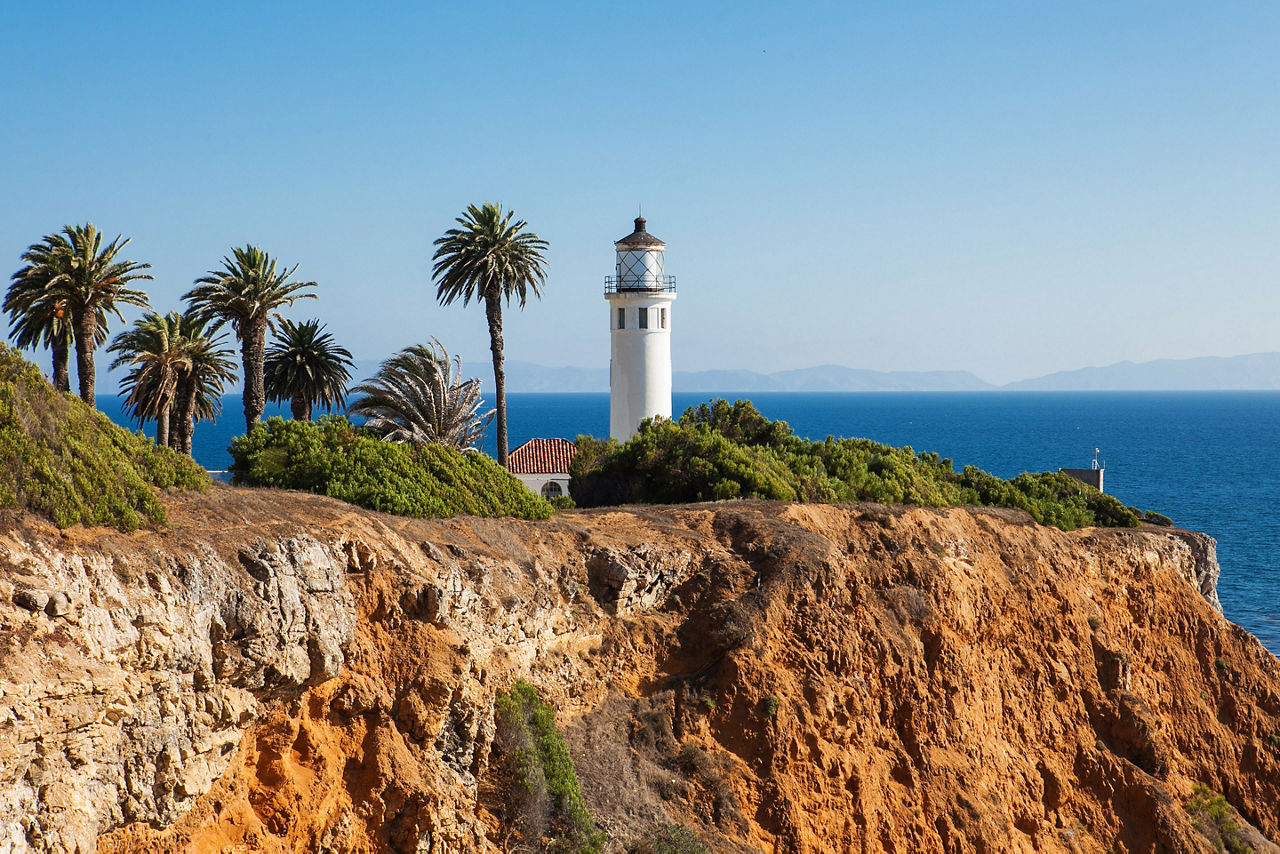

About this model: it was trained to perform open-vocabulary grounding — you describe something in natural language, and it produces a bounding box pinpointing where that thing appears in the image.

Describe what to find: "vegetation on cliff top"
[0,345,208,530]
[229,416,552,520]
[571,399,1161,531]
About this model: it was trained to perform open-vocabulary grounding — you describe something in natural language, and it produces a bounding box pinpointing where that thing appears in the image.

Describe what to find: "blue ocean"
[99,391,1278,656]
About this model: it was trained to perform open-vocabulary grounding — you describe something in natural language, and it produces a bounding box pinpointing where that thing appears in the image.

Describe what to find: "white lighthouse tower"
[606,216,677,441]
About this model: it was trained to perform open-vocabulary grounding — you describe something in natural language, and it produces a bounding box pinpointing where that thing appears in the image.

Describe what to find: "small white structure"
[507,437,576,500]
[606,216,677,441]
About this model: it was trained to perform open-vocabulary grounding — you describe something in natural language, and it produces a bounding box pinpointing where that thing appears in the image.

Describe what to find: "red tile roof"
[507,437,577,475]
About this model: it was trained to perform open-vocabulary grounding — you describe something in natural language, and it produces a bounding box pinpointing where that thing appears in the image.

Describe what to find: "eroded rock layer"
[0,489,1276,853]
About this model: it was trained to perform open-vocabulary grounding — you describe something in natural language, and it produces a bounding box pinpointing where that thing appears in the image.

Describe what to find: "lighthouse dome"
[614,216,666,248]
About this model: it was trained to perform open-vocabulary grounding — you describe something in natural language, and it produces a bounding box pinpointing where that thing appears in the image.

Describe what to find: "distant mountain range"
[1002,353,1280,391]
[465,352,1280,393]
[674,365,993,392]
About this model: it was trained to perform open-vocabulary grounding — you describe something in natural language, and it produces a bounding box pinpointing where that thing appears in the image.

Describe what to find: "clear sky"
[2,1,1276,387]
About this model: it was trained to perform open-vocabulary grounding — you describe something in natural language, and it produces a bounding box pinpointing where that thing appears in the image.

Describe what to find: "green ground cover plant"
[0,345,207,530]
[1183,784,1249,853]
[493,680,606,853]
[571,399,1154,531]
[229,415,551,520]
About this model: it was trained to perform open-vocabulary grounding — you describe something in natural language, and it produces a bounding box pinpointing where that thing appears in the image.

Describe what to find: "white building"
[507,437,576,500]
[606,216,677,441]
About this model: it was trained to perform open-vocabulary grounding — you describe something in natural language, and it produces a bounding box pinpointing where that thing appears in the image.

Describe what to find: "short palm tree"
[183,246,316,432]
[108,312,187,447]
[432,202,548,467]
[264,318,354,421]
[347,340,493,449]
[8,225,152,403]
[169,312,237,456]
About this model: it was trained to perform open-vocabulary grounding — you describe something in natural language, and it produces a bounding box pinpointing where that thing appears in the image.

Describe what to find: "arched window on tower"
[541,481,563,499]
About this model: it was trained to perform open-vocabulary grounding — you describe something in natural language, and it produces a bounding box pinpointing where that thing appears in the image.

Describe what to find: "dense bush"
[570,399,1153,531]
[229,415,551,520]
[493,680,606,853]
[0,345,208,530]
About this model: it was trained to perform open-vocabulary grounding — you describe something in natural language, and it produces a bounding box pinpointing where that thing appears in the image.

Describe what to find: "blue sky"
[1,1,1276,386]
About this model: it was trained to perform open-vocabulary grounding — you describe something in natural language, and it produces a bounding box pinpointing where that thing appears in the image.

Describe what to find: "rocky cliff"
[1,488,1278,853]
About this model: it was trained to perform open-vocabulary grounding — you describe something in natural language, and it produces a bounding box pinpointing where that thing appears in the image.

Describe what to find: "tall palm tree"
[432,202,548,468]
[183,246,316,432]
[347,340,493,449]
[7,226,152,402]
[108,312,187,447]
[170,311,237,456]
[264,318,354,421]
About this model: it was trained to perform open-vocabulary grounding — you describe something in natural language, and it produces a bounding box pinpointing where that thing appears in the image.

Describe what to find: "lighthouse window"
[617,307,625,329]
[638,307,649,329]
[660,308,667,329]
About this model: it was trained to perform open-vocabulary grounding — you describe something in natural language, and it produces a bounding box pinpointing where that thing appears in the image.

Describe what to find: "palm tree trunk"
[484,292,508,468]
[172,373,192,453]
[73,308,98,405]
[156,400,171,448]
[51,336,70,394]
[242,318,268,431]
[172,374,196,455]
[291,393,311,421]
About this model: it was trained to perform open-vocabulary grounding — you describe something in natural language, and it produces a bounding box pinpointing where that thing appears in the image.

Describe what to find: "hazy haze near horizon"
[2,2,1276,390]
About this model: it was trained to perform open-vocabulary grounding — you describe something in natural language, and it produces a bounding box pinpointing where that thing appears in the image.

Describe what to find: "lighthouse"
[606,216,677,441]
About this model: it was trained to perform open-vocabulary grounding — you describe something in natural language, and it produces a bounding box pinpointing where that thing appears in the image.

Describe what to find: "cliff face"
[1,490,1277,853]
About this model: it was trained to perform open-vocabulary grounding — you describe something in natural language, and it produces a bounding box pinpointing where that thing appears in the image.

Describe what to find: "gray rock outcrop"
[0,531,355,854]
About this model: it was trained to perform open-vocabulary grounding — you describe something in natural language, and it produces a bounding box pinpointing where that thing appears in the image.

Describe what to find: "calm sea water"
[99,391,1279,656]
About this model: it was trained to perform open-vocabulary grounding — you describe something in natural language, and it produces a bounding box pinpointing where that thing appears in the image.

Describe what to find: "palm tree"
[7,226,152,401]
[432,202,548,468]
[108,312,187,447]
[347,340,493,449]
[183,246,316,432]
[5,262,73,393]
[169,312,237,456]
[264,318,354,421]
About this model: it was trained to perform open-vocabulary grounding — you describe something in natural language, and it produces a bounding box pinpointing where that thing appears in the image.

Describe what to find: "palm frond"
[347,339,493,449]
[431,202,548,308]
[264,318,354,418]
[183,245,317,330]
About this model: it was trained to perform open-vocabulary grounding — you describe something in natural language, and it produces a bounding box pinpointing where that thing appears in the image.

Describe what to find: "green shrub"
[0,345,207,530]
[1184,784,1248,853]
[762,695,780,717]
[228,416,551,520]
[549,494,577,510]
[493,680,606,853]
[570,398,1155,531]
[630,824,708,854]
